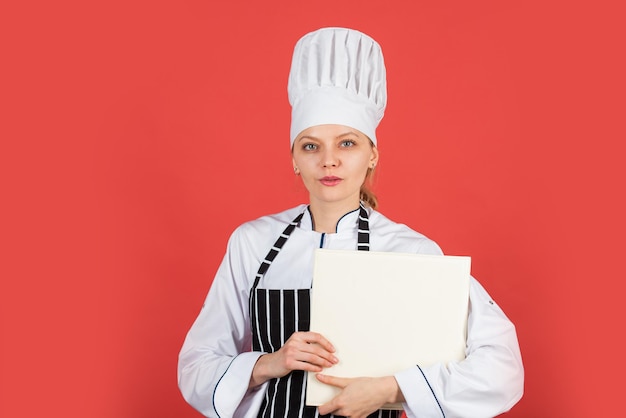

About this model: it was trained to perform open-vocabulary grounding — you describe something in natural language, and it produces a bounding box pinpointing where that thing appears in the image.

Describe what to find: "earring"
[294,167,300,175]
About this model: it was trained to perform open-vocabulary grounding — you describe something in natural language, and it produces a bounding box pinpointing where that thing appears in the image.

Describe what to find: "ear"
[370,146,379,168]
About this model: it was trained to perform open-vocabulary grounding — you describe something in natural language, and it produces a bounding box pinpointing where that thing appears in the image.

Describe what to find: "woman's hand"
[316,374,404,418]
[250,332,338,388]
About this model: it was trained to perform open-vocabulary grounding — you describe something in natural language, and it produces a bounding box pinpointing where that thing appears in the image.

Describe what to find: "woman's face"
[292,124,378,209]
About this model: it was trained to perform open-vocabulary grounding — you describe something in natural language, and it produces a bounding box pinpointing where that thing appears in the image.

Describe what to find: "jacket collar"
[299,205,362,233]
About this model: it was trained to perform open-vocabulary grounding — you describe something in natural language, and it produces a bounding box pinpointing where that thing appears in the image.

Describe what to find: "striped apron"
[249,204,401,418]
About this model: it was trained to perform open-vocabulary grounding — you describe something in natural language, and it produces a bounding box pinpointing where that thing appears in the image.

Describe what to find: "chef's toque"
[288,27,387,146]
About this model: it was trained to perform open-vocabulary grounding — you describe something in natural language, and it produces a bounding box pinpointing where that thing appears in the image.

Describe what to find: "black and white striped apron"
[249,204,401,418]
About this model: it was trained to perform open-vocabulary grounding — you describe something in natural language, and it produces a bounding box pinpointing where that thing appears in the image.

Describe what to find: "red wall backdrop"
[2,1,625,417]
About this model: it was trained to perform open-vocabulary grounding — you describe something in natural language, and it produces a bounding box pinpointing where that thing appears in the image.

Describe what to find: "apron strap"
[251,211,304,290]
[357,202,370,251]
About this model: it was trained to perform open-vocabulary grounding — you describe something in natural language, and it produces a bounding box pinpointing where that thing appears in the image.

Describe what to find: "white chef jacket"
[178,205,524,418]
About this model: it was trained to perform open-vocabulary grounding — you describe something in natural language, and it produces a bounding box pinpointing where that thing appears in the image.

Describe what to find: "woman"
[178,27,524,418]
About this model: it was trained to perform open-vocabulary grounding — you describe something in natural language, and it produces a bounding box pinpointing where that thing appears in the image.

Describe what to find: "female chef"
[178,27,524,418]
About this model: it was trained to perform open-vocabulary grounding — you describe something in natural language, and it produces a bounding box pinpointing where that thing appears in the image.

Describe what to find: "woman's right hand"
[249,332,338,388]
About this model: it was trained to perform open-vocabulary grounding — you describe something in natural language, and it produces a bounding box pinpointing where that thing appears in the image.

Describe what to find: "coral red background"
[1,1,624,417]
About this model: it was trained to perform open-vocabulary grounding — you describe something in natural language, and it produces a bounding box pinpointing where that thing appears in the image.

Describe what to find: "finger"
[292,351,335,369]
[317,397,338,415]
[287,360,325,373]
[290,337,338,365]
[301,332,336,352]
[303,345,339,365]
[316,373,351,388]
[283,340,336,366]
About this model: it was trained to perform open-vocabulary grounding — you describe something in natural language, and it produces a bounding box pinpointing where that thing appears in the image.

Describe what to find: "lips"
[320,176,342,186]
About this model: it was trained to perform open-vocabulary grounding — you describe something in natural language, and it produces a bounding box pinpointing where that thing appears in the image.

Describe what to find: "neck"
[309,198,361,233]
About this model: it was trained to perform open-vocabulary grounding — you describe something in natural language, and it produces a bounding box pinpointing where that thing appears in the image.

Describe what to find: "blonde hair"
[360,166,378,209]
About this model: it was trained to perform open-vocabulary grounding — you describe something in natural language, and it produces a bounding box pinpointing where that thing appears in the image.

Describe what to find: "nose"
[322,149,339,168]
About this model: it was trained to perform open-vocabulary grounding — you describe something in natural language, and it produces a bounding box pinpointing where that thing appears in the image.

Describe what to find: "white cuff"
[213,352,267,418]
[395,365,445,418]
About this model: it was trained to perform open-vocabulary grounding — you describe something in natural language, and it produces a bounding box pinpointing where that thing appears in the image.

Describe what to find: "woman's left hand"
[316,374,403,418]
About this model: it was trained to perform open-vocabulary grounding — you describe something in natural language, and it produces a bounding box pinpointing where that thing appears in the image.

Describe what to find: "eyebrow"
[297,131,359,142]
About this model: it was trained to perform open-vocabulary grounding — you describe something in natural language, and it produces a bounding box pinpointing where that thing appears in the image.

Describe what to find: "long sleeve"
[177,227,268,417]
[395,277,524,418]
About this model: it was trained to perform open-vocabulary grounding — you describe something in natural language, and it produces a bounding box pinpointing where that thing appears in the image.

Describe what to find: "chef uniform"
[178,28,524,418]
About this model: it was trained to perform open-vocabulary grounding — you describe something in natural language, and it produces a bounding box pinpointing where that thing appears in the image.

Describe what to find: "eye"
[339,139,356,147]
[302,143,318,151]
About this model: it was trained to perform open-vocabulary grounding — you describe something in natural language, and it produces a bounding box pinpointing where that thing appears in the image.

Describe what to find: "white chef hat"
[288,27,387,146]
